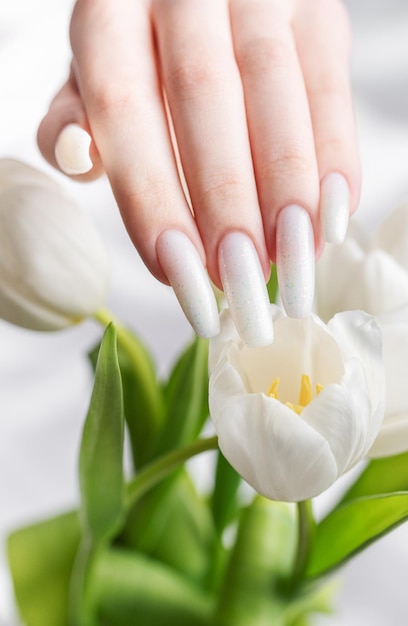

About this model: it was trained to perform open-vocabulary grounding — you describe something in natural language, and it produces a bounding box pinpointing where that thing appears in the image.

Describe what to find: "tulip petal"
[302,361,373,473]
[0,158,62,194]
[368,413,408,458]
[0,278,73,330]
[317,240,408,319]
[368,305,408,457]
[382,316,408,417]
[375,202,408,270]
[0,170,109,330]
[240,314,345,398]
[327,310,385,441]
[316,238,364,322]
[210,352,338,502]
[208,307,241,371]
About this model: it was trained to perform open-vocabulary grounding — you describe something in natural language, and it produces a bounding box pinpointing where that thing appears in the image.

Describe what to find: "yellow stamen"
[285,401,304,415]
[267,374,323,415]
[267,377,280,399]
[299,374,312,406]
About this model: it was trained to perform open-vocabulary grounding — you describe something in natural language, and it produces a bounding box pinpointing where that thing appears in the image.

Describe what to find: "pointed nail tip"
[322,216,349,245]
[58,164,93,176]
[219,230,273,349]
[243,332,274,348]
[195,322,220,340]
[323,221,349,245]
[323,232,346,245]
[276,204,315,322]
[157,229,220,342]
[320,172,350,245]
[283,304,313,319]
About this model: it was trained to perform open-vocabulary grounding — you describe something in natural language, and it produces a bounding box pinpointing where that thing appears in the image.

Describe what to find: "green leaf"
[341,451,408,504]
[90,316,165,470]
[155,337,209,456]
[7,511,81,626]
[79,323,125,544]
[211,451,241,536]
[307,492,408,578]
[93,548,213,626]
[267,263,279,304]
[122,469,216,585]
[116,332,165,468]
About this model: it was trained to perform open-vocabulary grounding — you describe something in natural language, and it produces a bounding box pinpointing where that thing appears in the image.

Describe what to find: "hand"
[37,0,360,345]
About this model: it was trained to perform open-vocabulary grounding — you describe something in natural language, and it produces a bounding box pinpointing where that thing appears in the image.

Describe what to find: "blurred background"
[1,1,408,623]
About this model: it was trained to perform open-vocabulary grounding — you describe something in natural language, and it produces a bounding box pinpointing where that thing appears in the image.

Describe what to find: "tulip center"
[267,374,323,415]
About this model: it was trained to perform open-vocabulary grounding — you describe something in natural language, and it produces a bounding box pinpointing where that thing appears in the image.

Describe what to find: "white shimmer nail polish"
[157,230,220,338]
[320,173,350,244]
[276,205,315,318]
[55,124,93,175]
[218,232,273,347]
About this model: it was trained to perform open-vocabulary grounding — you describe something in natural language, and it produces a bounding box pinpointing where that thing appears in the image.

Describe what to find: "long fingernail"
[276,205,315,318]
[320,173,350,244]
[218,232,273,347]
[157,230,220,338]
[55,124,93,175]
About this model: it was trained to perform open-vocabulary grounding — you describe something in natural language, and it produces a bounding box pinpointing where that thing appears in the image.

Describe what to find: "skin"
[37,0,360,290]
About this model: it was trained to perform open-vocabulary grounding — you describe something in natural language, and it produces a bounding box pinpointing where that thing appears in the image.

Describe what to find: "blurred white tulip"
[316,204,408,459]
[368,304,408,457]
[0,159,109,330]
[316,203,408,321]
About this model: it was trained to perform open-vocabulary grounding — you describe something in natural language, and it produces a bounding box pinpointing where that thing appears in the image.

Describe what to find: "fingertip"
[276,205,315,318]
[156,229,220,338]
[217,231,274,346]
[37,77,104,181]
[320,172,350,245]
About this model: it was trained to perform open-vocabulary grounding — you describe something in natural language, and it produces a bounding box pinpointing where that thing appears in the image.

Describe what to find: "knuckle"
[309,70,349,100]
[236,35,294,78]
[116,174,176,214]
[259,144,312,181]
[198,171,250,206]
[88,83,135,119]
[166,57,224,99]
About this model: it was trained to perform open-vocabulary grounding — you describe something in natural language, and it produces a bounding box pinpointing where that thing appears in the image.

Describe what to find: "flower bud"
[0,159,109,330]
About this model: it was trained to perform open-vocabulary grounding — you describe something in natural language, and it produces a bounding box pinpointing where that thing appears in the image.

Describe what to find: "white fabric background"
[1,1,408,624]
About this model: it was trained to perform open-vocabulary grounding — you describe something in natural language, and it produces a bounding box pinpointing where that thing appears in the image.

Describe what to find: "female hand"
[37,0,360,346]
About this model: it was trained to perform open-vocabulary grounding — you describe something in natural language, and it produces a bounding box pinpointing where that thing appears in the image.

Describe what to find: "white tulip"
[316,204,408,321]
[0,159,109,330]
[368,305,408,458]
[315,205,408,459]
[209,306,384,502]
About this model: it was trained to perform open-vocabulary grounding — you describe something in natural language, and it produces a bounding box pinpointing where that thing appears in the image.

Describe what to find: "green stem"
[288,500,315,593]
[126,436,219,507]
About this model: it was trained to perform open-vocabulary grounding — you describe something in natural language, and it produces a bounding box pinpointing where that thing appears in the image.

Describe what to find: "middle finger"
[154,0,274,346]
